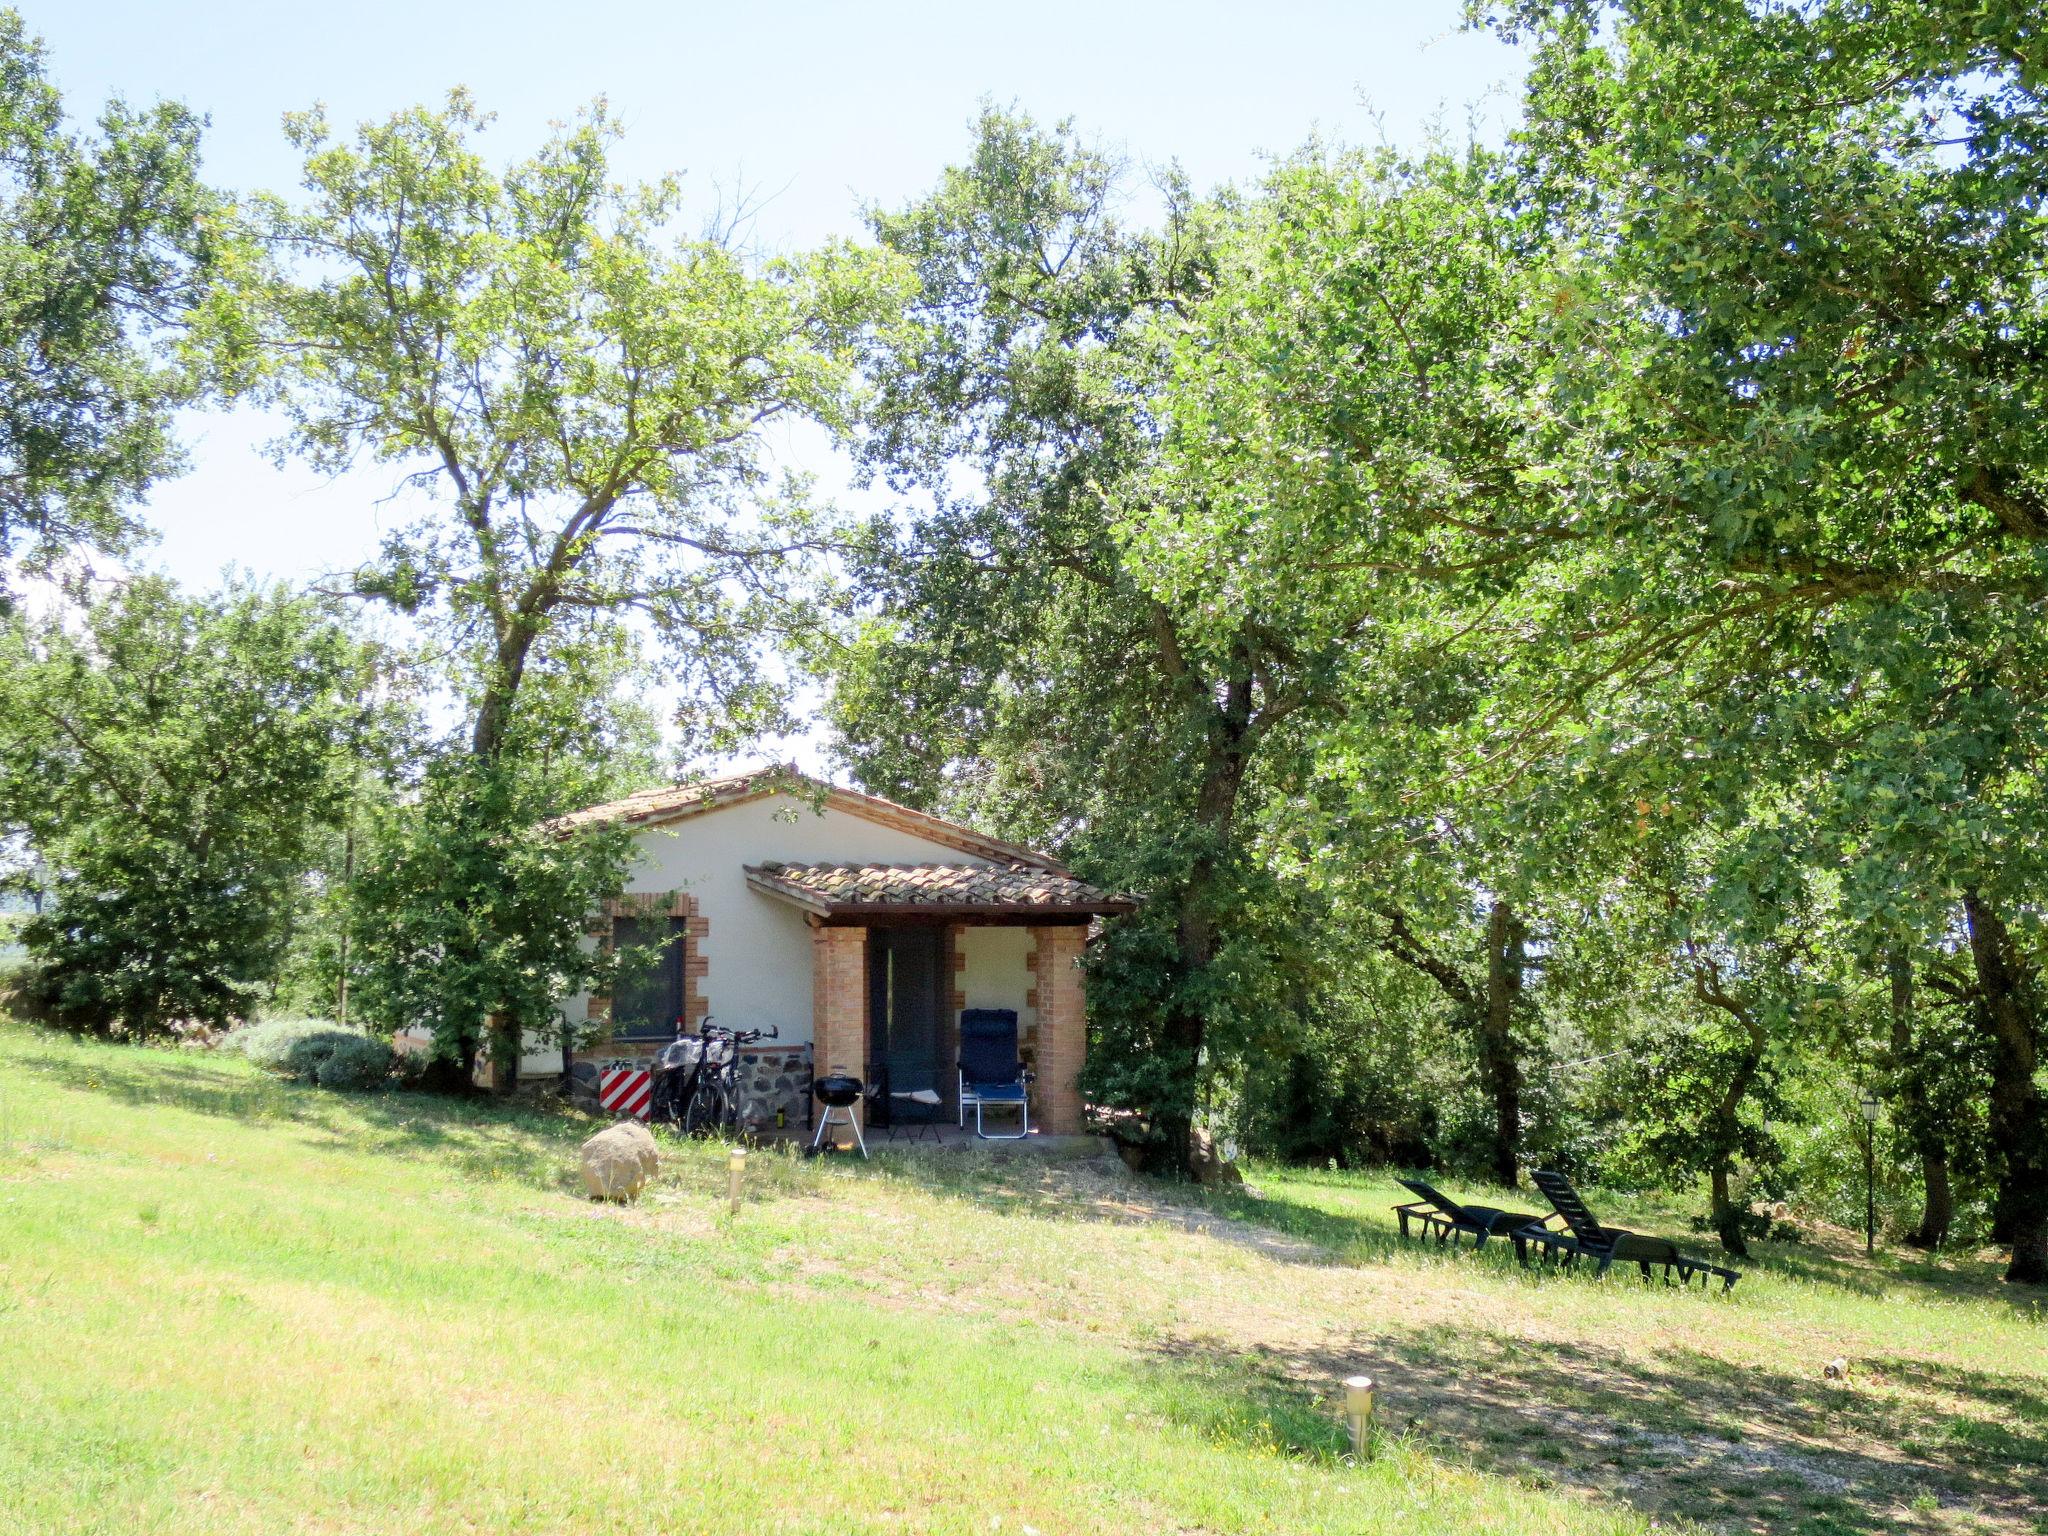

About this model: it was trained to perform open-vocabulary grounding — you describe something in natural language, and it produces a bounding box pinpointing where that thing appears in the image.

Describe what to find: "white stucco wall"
[523,790,1008,1071]
[957,925,1038,1049]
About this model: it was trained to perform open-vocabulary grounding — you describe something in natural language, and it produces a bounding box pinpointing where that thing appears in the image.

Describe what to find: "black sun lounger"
[1517,1169,1741,1291]
[1393,1176,1545,1250]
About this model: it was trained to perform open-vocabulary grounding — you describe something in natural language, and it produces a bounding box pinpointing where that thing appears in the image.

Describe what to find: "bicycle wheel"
[683,1082,727,1137]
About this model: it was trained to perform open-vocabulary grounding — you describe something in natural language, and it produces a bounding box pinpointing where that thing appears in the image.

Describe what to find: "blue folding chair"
[957,1008,1033,1140]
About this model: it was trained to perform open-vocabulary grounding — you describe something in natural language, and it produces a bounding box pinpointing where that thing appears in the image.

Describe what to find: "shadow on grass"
[1209,1168,2047,1317]
[16,1032,2037,1313]
[866,1140,1415,1268]
[10,1032,834,1205]
[1139,1327,2048,1536]
[12,1038,591,1191]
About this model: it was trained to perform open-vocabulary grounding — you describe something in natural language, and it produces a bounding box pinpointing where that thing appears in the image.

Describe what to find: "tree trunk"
[1146,699,1252,1177]
[1916,1149,1954,1251]
[1707,1115,1754,1258]
[1888,948,1952,1249]
[1962,892,2048,1284]
[470,624,539,763]
[337,818,355,1028]
[1481,900,1526,1188]
[1710,1162,1742,1256]
[1691,956,1765,1259]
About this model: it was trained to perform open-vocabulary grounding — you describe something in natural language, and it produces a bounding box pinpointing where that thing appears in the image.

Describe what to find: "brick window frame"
[585,892,708,1045]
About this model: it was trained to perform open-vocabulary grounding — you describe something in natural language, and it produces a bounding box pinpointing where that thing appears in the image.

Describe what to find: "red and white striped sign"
[599,1065,652,1119]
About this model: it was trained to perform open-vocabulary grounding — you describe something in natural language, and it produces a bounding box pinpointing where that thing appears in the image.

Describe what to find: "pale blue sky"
[37,0,1524,594]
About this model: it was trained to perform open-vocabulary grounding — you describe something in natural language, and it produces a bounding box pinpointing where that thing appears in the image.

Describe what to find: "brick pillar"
[810,924,869,1141]
[1030,925,1088,1135]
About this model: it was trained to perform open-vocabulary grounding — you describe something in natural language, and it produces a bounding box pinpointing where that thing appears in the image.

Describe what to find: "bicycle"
[655,1017,778,1136]
[647,1020,705,1129]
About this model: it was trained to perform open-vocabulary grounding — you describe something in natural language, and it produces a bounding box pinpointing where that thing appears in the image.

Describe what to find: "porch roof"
[743,860,1136,921]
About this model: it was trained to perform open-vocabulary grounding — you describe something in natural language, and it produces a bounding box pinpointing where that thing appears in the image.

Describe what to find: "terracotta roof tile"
[744,861,1134,917]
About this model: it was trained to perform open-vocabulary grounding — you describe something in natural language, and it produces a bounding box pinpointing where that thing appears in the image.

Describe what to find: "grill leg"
[810,1104,869,1159]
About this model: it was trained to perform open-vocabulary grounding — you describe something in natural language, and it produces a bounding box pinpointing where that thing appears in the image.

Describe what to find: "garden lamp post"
[727,1145,747,1217]
[1858,1090,1880,1257]
[1342,1375,1376,1459]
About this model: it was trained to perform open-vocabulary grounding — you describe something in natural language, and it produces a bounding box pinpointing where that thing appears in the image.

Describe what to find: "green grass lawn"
[0,1027,2041,1536]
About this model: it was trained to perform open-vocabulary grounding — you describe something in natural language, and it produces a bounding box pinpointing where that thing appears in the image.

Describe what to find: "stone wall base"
[553,1042,813,1136]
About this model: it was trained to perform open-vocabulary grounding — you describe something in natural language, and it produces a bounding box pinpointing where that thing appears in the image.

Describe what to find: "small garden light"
[1342,1375,1376,1459]
[727,1145,748,1217]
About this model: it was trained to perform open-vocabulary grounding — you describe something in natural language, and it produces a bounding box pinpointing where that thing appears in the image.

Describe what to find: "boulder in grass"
[580,1122,659,1201]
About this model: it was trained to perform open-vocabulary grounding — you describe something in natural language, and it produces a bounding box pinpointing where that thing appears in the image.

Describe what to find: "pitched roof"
[743,861,1136,919]
[547,764,1068,872]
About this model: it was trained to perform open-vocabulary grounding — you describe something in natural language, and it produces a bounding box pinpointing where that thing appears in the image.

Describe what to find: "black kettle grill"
[809,1074,867,1158]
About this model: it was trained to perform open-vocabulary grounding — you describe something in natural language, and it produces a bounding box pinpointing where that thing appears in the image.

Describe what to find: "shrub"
[229,1017,392,1091]
[311,1033,395,1092]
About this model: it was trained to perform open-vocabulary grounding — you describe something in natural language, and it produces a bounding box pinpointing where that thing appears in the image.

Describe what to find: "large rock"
[580,1121,659,1201]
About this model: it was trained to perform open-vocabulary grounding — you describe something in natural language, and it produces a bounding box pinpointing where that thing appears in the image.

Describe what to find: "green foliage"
[1225,960,1453,1169]
[836,110,1466,1166]
[343,748,635,1078]
[0,577,377,1036]
[309,1032,395,1091]
[239,90,906,763]
[229,1017,392,1090]
[1469,0,2048,1278]
[0,10,232,573]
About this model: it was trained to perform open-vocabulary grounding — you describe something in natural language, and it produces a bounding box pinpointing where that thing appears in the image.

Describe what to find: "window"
[610,914,686,1039]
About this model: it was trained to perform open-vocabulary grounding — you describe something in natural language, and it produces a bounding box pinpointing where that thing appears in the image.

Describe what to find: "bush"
[228,1018,392,1091]
[311,1033,395,1091]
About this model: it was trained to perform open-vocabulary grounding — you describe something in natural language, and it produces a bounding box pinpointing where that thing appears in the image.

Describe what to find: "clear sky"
[36,0,1524,595]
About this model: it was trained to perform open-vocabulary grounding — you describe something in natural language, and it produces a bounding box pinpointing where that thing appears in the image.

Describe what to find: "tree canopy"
[0,10,229,576]
[0,577,375,1034]
[245,91,904,761]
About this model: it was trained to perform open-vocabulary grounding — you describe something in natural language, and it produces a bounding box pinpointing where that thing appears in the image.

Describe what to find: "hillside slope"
[0,1028,2039,1536]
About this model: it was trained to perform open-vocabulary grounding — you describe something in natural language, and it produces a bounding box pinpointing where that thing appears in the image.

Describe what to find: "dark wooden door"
[868,927,943,1098]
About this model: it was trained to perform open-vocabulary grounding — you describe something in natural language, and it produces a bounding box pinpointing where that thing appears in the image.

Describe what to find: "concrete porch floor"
[773,1114,1115,1157]
[864,1119,1106,1151]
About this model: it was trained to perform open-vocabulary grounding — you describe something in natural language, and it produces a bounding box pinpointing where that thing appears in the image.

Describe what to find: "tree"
[0,10,229,575]
[341,625,658,1082]
[238,94,900,1081]
[1127,139,1566,1183]
[1467,0,2048,1282]
[833,111,1417,1169]
[243,92,900,764]
[344,755,635,1087]
[1368,897,1534,1188]
[1883,942,1993,1250]
[833,110,1603,1174]
[0,577,373,1035]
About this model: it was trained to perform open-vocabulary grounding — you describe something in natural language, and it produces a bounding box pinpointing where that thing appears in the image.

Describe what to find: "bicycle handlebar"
[680,1018,779,1045]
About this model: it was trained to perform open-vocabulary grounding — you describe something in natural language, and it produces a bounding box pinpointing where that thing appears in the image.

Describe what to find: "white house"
[498,766,1131,1135]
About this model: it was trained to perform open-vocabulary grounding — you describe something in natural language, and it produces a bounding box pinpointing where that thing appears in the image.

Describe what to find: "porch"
[744,859,1133,1146]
